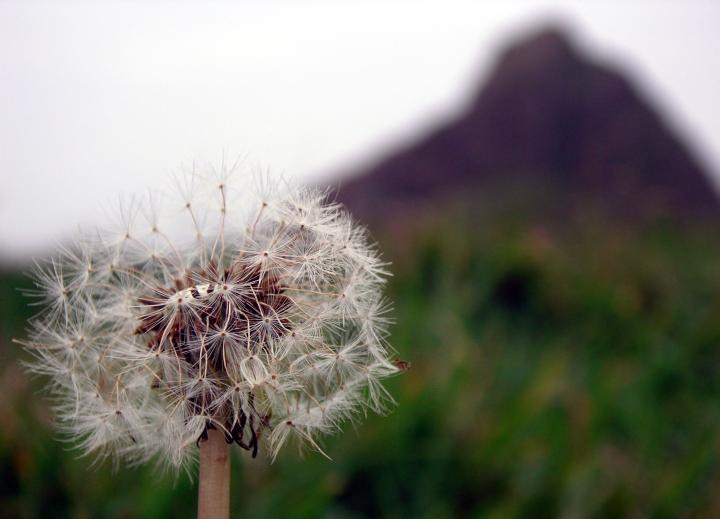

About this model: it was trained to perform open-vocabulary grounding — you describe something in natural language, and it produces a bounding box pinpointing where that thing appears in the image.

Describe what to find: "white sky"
[1,0,719,261]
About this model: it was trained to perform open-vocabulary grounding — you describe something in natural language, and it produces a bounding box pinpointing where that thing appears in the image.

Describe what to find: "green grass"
[2,218,720,518]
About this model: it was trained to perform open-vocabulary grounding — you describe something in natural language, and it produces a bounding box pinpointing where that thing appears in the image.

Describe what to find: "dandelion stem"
[198,428,230,519]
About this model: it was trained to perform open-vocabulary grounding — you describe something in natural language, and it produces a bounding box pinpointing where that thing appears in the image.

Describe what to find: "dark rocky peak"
[492,28,581,77]
[337,27,719,227]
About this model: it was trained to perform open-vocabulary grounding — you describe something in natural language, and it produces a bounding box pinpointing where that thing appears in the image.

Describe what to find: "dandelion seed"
[18,162,401,476]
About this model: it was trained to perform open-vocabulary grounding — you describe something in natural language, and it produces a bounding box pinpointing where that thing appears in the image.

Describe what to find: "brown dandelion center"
[133,260,293,456]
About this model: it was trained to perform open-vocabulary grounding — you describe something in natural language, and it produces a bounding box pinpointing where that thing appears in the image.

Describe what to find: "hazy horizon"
[2,0,720,262]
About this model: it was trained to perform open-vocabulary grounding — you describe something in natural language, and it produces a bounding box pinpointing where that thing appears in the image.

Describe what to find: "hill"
[337,28,719,227]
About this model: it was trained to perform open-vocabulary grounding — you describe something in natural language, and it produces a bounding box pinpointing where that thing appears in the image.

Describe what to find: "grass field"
[2,217,720,518]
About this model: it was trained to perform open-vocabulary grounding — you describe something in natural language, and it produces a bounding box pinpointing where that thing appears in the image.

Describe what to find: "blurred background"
[3,1,720,517]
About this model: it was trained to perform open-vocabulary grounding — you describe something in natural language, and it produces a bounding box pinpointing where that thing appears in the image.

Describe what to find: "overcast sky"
[1,0,719,261]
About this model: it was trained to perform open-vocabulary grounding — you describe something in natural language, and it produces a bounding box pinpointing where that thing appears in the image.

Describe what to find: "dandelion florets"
[20,164,398,470]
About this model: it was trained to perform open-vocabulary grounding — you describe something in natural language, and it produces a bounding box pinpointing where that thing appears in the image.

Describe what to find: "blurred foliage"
[3,218,720,518]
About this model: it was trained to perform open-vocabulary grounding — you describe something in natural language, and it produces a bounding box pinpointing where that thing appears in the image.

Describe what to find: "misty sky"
[1,0,719,261]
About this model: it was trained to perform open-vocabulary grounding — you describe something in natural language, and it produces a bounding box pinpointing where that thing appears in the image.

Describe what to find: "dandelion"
[17,161,400,518]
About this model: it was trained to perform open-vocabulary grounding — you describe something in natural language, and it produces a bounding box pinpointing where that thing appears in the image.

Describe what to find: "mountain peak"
[337,26,719,227]
[498,27,580,70]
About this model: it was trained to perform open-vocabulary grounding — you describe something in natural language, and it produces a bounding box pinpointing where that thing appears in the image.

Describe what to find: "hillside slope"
[337,28,719,226]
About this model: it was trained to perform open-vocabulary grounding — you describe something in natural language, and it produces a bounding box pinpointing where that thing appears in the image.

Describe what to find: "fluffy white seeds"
[20,164,398,470]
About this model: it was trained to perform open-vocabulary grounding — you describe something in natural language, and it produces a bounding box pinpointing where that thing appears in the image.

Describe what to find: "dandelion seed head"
[20,162,398,470]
